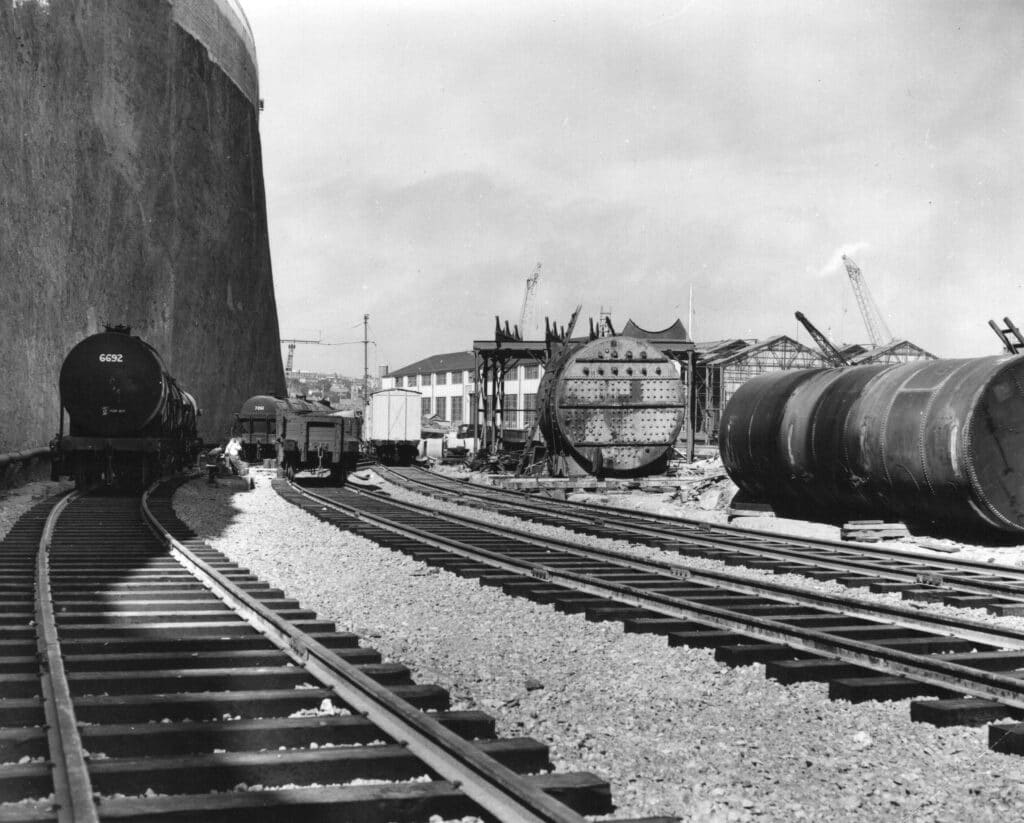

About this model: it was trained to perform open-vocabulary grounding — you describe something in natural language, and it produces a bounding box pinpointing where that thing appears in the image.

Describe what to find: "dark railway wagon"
[719,355,1024,534]
[234,394,320,462]
[234,394,360,482]
[278,409,361,482]
[54,326,199,489]
[538,335,686,477]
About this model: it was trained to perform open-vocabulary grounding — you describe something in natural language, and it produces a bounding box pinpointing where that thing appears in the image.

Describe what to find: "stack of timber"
[841,519,911,542]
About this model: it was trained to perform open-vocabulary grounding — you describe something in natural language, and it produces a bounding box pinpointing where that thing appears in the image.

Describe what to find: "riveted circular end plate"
[551,336,685,476]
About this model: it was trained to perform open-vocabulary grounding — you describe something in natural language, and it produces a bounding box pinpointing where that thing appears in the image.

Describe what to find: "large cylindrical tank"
[60,329,197,440]
[538,336,686,477]
[238,395,280,424]
[718,367,827,507]
[719,355,1024,533]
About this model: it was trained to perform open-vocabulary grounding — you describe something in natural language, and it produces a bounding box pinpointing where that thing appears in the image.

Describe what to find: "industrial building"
[381,352,543,429]
[384,252,940,449]
[386,328,939,443]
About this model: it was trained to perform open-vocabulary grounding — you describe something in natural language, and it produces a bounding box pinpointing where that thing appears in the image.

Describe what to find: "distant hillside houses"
[286,371,378,410]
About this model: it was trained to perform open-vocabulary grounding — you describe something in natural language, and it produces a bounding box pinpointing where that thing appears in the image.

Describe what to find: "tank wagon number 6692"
[99,353,124,362]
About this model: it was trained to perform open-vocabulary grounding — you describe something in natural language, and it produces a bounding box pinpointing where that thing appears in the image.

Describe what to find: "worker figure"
[204,445,224,485]
[224,437,243,476]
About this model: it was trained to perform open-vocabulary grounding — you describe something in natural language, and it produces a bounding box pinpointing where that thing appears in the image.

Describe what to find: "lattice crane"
[842,255,894,347]
[281,337,322,373]
[795,311,849,367]
[518,262,542,337]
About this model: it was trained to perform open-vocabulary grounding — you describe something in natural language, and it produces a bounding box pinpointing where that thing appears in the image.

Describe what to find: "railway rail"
[0,482,658,822]
[279,475,1024,758]
[375,466,1024,617]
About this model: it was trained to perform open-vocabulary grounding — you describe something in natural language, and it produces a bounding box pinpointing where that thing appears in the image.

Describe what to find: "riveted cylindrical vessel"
[719,355,1024,534]
[846,356,1024,531]
[719,368,827,508]
[59,330,197,440]
[538,336,686,477]
[777,364,892,516]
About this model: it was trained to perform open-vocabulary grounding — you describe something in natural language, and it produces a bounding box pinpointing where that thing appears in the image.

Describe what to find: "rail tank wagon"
[234,394,321,462]
[55,326,199,488]
[538,335,686,478]
[233,394,360,482]
[719,355,1024,534]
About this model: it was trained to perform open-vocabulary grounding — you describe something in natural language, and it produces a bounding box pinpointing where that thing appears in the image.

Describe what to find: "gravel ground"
[442,462,1024,567]
[173,471,1024,822]
[376,482,1024,639]
[0,479,73,541]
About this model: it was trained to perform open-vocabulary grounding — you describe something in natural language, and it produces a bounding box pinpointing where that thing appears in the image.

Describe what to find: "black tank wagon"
[54,326,200,489]
[719,355,1024,535]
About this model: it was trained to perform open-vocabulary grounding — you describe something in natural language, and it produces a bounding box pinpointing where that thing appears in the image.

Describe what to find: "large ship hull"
[0,0,285,452]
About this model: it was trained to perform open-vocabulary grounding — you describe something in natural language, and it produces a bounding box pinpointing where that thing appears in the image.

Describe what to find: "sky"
[239,0,1024,377]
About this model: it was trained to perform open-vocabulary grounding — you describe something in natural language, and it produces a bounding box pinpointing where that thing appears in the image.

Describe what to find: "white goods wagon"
[365,388,422,465]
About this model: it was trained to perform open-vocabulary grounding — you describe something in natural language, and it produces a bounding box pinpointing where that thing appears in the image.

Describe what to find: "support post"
[686,349,696,463]
[362,314,369,405]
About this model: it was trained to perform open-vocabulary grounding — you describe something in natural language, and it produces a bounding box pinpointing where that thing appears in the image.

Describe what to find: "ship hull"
[0,0,285,452]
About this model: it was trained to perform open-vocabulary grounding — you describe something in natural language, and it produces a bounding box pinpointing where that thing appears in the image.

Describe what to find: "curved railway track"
[375,466,1024,617]
[279,475,1024,758]
[0,481,651,822]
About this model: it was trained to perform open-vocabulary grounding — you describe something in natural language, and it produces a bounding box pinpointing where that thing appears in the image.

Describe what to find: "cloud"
[244,0,1024,368]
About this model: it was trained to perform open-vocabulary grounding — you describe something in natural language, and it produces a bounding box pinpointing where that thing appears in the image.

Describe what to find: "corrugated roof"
[703,335,820,366]
[390,351,477,378]
[694,339,750,359]
[846,339,937,364]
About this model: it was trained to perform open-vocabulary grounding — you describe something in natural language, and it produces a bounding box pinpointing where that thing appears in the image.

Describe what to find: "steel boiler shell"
[719,355,1024,533]
[542,336,687,477]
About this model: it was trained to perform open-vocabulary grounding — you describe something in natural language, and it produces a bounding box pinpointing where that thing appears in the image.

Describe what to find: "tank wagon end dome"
[238,394,282,418]
[59,330,168,438]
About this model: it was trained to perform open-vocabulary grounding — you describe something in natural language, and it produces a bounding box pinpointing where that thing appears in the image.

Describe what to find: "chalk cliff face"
[0,0,285,450]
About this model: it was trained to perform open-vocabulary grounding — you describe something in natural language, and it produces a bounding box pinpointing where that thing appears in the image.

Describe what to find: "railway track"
[375,465,1024,617]
[279,476,1024,758]
[0,482,660,822]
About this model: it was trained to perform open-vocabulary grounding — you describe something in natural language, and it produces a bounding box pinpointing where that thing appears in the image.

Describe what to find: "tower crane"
[795,311,849,367]
[842,255,894,347]
[518,262,542,338]
[280,337,322,373]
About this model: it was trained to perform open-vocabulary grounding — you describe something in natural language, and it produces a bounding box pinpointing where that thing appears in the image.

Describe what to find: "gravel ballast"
[173,472,1024,822]
[0,479,73,541]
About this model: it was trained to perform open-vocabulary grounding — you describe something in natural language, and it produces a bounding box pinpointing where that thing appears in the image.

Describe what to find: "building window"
[436,371,447,385]
[451,396,463,423]
[404,375,412,388]
[522,393,537,427]
[504,393,518,428]
[452,370,463,385]
[503,366,519,386]
[436,397,447,420]
[421,397,431,417]
[524,364,539,380]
